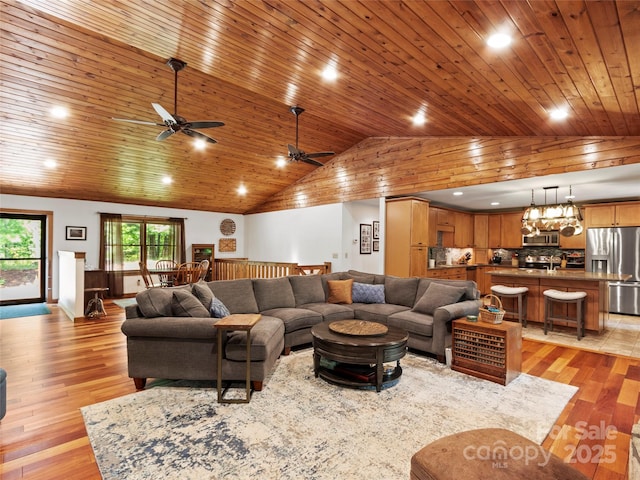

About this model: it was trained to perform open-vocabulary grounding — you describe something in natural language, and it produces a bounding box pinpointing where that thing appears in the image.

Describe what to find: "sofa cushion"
[171,289,211,317]
[288,275,326,306]
[192,281,214,309]
[208,279,259,314]
[225,315,284,362]
[209,297,231,318]
[352,282,385,304]
[413,282,467,315]
[388,310,434,337]
[135,285,190,318]
[352,303,409,324]
[301,303,355,322]
[253,277,296,311]
[384,276,419,307]
[327,278,354,304]
[348,270,386,285]
[260,307,322,333]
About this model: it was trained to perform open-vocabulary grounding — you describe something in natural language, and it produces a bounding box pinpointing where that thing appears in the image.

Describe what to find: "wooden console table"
[451,318,521,386]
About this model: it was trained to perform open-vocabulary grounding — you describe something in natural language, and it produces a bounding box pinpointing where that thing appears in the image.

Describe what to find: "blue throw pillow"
[209,297,231,318]
[351,282,385,304]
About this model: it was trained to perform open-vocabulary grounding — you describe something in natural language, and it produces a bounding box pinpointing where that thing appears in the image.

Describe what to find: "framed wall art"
[372,221,380,239]
[373,240,380,252]
[360,223,372,254]
[65,226,86,240]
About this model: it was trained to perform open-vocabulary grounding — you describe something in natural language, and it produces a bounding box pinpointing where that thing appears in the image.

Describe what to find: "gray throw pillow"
[412,282,467,315]
[171,289,211,317]
[192,282,214,309]
[136,286,188,318]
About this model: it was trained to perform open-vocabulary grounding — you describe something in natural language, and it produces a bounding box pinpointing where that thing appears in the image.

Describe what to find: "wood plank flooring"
[0,302,638,479]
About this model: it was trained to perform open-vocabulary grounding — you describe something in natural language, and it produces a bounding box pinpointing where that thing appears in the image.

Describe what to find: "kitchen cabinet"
[559,230,585,249]
[428,206,454,247]
[487,213,522,248]
[585,202,640,227]
[385,198,429,277]
[454,211,474,247]
[426,266,467,280]
[473,214,489,248]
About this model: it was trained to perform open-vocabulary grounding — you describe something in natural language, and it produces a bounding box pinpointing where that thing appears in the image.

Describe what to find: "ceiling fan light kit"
[113,58,224,144]
[521,186,583,237]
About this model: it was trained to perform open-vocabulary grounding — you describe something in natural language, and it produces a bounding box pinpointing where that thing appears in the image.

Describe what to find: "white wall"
[1,194,245,298]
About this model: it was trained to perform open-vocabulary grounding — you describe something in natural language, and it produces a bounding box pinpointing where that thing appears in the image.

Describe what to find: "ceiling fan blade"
[112,117,163,126]
[188,121,225,129]
[156,129,175,141]
[301,157,326,167]
[152,103,176,124]
[288,144,301,156]
[182,129,217,144]
[305,151,335,158]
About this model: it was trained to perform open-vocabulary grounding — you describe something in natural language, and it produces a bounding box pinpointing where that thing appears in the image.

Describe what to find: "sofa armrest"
[431,299,482,356]
[121,317,218,340]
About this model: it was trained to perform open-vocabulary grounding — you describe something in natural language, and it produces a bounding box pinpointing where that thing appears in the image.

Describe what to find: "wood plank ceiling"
[1,1,639,214]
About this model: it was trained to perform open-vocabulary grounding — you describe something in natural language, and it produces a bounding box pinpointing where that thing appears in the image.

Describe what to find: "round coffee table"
[311,320,408,392]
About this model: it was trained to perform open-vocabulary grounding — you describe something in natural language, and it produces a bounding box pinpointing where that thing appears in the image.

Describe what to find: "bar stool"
[85,287,109,318]
[490,285,529,327]
[543,289,587,340]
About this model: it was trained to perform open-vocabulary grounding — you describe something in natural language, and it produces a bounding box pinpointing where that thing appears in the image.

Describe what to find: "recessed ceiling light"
[237,185,247,195]
[412,108,426,126]
[453,191,463,196]
[50,106,68,119]
[322,64,338,81]
[487,33,511,49]
[491,202,500,206]
[549,108,568,120]
[162,176,173,185]
[193,139,207,150]
[44,159,57,169]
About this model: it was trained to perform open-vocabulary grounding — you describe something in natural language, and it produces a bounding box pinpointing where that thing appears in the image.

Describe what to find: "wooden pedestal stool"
[85,287,109,318]
[543,289,587,340]
[490,285,529,327]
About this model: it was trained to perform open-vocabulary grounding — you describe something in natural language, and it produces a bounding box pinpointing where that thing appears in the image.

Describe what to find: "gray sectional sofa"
[121,270,481,391]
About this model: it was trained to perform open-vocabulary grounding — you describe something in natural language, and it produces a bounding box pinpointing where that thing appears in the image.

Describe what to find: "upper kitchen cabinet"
[385,198,429,277]
[473,214,489,249]
[585,202,640,227]
[453,211,474,248]
[488,212,523,249]
[428,206,454,247]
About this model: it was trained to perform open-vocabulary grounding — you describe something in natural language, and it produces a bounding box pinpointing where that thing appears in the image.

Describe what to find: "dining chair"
[138,262,155,289]
[175,262,202,285]
[198,259,210,281]
[155,259,178,287]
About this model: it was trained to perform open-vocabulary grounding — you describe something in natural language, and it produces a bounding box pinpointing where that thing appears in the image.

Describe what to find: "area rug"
[82,350,578,480]
[113,298,137,309]
[0,302,51,319]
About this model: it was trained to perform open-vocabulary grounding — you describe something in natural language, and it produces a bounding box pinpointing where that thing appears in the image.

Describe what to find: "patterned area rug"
[82,350,577,480]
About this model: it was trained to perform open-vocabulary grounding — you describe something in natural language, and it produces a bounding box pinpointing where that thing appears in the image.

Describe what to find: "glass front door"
[0,213,46,305]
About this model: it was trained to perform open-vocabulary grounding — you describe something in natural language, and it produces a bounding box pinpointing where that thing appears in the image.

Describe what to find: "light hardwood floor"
[0,301,638,479]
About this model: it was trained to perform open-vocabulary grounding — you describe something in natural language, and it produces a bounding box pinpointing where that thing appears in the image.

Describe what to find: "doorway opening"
[0,213,47,305]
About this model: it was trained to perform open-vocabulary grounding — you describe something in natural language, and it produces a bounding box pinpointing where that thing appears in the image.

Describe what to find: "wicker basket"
[479,294,505,324]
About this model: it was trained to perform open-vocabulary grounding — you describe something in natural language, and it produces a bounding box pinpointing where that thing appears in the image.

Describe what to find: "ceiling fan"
[112,58,224,144]
[287,106,334,167]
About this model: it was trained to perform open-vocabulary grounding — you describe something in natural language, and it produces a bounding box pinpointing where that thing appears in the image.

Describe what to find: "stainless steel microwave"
[522,231,560,247]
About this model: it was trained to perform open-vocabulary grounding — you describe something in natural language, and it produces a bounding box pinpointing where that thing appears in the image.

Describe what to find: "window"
[101,215,185,271]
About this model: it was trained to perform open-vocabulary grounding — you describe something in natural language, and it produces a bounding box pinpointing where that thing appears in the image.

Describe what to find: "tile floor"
[521,313,640,358]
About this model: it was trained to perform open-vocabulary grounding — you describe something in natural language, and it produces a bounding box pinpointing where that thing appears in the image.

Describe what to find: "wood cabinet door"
[473,214,488,248]
[488,215,502,248]
[410,246,428,277]
[385,200,411,276]
[500,212,523,248]
[585,205,616,227]
[410,200,429,245]
[615,203,640,226]
[559,230,585,249]
[454,212,473,248]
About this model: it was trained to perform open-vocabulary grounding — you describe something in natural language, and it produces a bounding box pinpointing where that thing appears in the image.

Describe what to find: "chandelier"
[521,186,583,237]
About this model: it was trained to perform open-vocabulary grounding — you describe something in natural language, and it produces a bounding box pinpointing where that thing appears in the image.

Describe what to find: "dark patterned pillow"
[351,282,385,304]
[210,297,231,318]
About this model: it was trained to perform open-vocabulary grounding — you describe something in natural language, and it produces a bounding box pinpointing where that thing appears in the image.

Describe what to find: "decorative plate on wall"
[220,218,236,236]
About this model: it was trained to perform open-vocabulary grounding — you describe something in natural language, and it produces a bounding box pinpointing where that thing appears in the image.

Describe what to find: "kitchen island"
[489,269,632,334]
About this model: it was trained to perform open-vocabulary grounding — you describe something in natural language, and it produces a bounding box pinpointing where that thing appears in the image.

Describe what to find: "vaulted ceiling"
[1,1,639,214]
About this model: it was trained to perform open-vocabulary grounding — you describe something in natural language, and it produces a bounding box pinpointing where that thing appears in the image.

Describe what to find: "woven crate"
[479,294,505,324]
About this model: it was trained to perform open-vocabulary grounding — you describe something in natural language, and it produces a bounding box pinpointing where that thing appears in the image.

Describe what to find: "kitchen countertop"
[490,269,632,282]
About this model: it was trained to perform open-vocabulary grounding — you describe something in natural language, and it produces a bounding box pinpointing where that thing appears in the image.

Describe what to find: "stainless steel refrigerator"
[586,227,640,315]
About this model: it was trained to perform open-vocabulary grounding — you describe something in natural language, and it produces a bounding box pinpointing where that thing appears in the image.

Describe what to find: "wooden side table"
[451,318,522,386]
[214,313,262,403]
